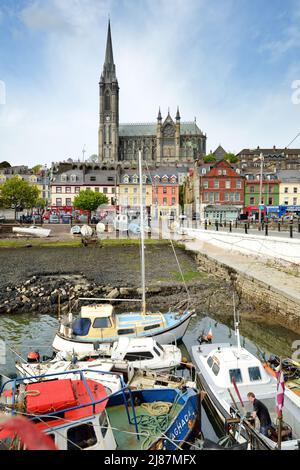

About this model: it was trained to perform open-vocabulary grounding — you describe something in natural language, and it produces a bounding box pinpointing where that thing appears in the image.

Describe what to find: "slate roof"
[277,170,300,183]
[119,122,203,137]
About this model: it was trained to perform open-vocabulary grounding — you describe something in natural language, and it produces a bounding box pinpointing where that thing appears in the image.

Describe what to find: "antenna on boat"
[138,149,146,315]
[233,292,241,356]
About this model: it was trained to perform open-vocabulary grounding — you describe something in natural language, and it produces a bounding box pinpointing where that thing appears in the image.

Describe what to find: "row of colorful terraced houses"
[2,144,300,222]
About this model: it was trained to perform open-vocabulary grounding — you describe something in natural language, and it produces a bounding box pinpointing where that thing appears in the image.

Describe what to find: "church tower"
[98,20,119,163]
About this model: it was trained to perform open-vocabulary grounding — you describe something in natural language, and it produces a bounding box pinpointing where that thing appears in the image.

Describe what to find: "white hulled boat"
[190,303,300,450]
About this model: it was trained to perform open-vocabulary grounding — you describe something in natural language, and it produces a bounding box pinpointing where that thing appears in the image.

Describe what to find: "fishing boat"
[16,337,182,382]
[53,150,194,353]
[12,225,51,238]
[0,370,200,450]
[190,306,300,450]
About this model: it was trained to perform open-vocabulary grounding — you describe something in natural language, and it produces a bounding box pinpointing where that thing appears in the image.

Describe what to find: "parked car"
[49,214,60,224]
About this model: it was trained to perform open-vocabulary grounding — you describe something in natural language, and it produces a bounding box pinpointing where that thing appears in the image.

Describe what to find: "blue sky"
[1,0,300,166]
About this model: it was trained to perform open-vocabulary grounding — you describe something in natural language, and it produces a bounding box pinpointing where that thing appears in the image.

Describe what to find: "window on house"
[222,170,227,175]
[225,193,229,202]
[230,193,234,201]
[218,170,222,176]
[111,188,115,193]
[235,193,240,201]
[56,198,62,206]
[225,181,231,189]
[293,197,297,205]
[172,188,176,194]
[294,187,298,193]
[67,423,97,450]
[269,197,273,205]
[56,187,62,193]
[171,198,176,205]
[236,180,241,189]
[250,186,255,193]
[204,192,209,202]
[86,188,91,191]
[214,180,219,189]
[71,175,77,182]
[90,176,96,182]
[163,198,167,205]
[215,192,220,202]
[163,187,167,193]
[75,187,80,194]
[66,198,72,206]
[203,181,209,189]
[124,188,128,193]
[66,187,71,193]
[250,197,255,205]
[284,187,288,193]
[95,187,99,192]
[284,198,288,205]
[209,192,214,202]
[107,177,114,182]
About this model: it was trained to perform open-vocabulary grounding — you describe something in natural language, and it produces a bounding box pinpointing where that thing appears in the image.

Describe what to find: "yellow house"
[278,170,300,206]
[119,173,152,209]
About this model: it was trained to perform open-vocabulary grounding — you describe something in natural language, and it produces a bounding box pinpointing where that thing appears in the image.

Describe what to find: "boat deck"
[107,403,182,450]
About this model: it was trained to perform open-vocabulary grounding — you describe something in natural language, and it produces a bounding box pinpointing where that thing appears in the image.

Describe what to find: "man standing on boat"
[247,392,272,437]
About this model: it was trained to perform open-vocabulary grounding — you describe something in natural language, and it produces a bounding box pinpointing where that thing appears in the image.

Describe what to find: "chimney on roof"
[273,145,276,150]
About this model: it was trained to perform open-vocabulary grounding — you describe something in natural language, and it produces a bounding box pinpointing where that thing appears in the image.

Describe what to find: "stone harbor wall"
[194,250,300,334]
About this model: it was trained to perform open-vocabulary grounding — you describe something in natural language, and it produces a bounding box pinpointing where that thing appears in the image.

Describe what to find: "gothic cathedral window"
[105,90,111,111]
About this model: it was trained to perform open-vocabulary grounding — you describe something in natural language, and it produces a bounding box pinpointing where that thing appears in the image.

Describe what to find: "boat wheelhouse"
[53,304,193,353]
[191,342,300,450]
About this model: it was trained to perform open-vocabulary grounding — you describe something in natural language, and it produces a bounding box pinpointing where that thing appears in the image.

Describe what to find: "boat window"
[124,351,154,361]
[144,323,160,331]
[117,329,135,335]
[72,318,91,336]
[67,423,97,450]
[207,356,213,368]
[248,367,262,382]
[99,412,109,438]
[156,343,164,353]
[153,347,161,357]
[229,369,243,384]
[93,317,111,328]
[212,362,220,376]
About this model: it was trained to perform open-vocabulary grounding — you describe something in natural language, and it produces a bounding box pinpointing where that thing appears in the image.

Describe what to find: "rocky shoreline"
[0,272,237,316]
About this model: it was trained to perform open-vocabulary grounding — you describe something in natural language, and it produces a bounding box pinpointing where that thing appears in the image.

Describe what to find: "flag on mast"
[276,368,285,418]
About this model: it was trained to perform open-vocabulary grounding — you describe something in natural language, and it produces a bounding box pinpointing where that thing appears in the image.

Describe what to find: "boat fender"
[27,351,40,363]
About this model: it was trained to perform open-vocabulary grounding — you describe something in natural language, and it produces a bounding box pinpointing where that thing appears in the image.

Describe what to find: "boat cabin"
[202,345,271,389]
[111,337,165,361]
[68,304,166,340]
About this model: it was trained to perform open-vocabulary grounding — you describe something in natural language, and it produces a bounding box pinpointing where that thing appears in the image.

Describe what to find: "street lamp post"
[258,153,264,225]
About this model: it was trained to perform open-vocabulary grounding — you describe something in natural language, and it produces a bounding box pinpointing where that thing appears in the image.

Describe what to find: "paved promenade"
[183,237,300,305]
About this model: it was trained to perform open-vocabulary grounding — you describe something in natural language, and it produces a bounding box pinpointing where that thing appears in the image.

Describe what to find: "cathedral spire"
[105,19,114,66]
[176,106,181,121]
[157,107,162,122]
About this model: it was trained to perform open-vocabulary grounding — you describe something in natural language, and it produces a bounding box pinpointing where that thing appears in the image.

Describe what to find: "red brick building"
[201,160,245,207]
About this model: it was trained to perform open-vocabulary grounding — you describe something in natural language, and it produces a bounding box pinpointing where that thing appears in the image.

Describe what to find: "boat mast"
[138,150,146,315]
[233,292,241,357]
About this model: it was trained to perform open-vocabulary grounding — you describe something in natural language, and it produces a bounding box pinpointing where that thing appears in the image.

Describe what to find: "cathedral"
[98,21,207,167]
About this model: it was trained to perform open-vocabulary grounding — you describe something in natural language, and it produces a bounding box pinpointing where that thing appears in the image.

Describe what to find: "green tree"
[0,176,40,220]
[73,190,108,220]
[179,185,185,210]
[32,165,42,175]
[224,153,238,164]
[0,161,11,169]
[203,154,216,163]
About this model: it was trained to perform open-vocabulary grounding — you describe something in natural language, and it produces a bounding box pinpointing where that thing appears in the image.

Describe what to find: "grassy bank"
[0,238,170,249]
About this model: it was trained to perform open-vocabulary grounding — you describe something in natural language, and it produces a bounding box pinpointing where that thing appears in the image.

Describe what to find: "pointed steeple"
[105,19,114,66]
[176,106,181,121]
[101,19,117,82]
[157,107,162,122]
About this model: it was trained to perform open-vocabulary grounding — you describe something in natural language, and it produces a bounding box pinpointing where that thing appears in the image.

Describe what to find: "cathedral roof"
[119,122,203,137]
